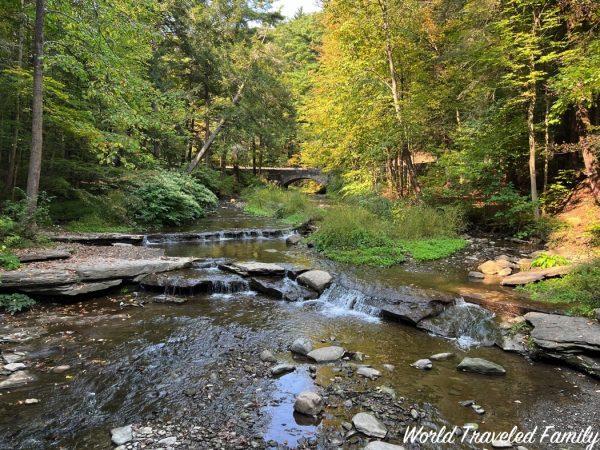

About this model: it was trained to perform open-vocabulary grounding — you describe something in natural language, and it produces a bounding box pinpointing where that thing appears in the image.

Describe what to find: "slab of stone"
[352,412,388,438]
[478,260,503,275]
[296,270,333,293]
[286,234,302,246]
[501,266,573,286]
[260,350,277,363]
[3,363,26,372]
[457,357,506,375]
[51,233,144,245]
[524,312,600,353]
[18,249,71,263]
[307,346,345,363]
[0,371,35,389]
[23,279,122,296]
[0,269,78,288]
[294,391,324,416]
[74,258,195,281]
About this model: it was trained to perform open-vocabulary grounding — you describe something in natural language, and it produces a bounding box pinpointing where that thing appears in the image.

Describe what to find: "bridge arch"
[225,166,329,188]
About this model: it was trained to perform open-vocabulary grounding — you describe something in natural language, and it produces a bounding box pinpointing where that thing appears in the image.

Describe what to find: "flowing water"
[0,205,597,449]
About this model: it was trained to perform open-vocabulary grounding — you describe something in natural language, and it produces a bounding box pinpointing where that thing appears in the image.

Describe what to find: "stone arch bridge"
[225,166,329,188]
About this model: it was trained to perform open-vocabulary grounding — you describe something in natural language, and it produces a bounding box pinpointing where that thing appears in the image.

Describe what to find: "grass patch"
[322,246,406,267]
[243,186,321,226]
[400,238,468,261]
[65,214,135,233]
[517,259,600,316]
[530,253,569,269]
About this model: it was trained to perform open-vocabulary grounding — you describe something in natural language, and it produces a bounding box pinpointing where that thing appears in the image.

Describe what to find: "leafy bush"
[127,171,218,227]
[530,253,570,269]
[392,204,466,239]
[0,245,20,270]
[588,224,600,247]
[518,259,599,316]
[0,293,35,314]
[243,185,320,225]
[1,190,52,248]
[323,246,406,267]
[310,205,392,251]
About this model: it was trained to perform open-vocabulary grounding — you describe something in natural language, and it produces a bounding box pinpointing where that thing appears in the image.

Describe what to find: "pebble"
[410,359,432,370]
[51,365,71,374]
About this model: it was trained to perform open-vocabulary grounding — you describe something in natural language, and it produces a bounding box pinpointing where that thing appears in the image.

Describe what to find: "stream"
[1,204,598,449]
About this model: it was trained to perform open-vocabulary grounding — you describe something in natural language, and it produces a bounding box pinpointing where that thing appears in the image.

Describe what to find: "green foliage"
[392,204,466,240]
[0,294,35,314]
[541,170,579,213]
[127,172,218,228]
[243,186,320,225]
[530,253,570,269]
[1,191,52,248]
[588,224,600,247]
[0,245,20,270]
[518,259,600,316]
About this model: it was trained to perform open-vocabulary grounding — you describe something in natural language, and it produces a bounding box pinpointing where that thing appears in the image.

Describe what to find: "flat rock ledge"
[525,312,600,378]
[501,265,573,286]
[0,257,196,297]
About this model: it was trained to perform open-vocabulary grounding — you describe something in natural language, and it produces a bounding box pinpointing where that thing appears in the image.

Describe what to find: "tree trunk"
[527,95,540,219]
[542,90,551,196]
[186,81,245,173]
[527,10,540,220]
[6,0,25,198]
[203,80,212,167]
[577,104,600,203]
[26,0,45,218]
[252,138,257,175]
[377,0,420,196]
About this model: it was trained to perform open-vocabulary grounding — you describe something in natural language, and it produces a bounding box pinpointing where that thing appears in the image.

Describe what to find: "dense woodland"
[0,0,598,236]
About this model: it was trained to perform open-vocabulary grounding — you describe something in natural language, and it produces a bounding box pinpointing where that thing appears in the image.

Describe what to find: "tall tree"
[26,0,44,216]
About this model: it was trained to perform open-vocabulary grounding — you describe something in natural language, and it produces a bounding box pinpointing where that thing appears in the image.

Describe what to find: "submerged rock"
[307,346,345,363]
[430,352,455,361]
[297,270,333,293]
[468,271,485,279]
[110,425,133,445]
[260,350,277,363]
[270,363,295,376]
[352,412,388,438]
[411,359,432,370]
[3,363,26,372]
[249,277,317,302]
[457,357,506,375]
[357,367,381,380]
[0,371,35,389]
[286,234,302,246]
[294,391,324,416]
[290,337,313,356]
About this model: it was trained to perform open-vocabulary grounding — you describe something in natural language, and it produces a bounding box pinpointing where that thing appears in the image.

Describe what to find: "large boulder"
[297,270,333,293]
[352,412,388,438]
[525,312,600,353]
[74,258,195,281]
[357,367,381,380]
[477,260,504,275]
[270,363,296,376]
[501,266,573,286]
[457,357,506,375]
[17,249,71,263]
[307,346,345,363]
[294,391,324,416]
[290,338,313,356]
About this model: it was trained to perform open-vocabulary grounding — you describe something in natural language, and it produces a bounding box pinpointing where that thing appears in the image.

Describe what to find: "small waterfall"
[139,270,249,296]
[417,298,501,349]
[313,283,381,322]
[142,227,296,245]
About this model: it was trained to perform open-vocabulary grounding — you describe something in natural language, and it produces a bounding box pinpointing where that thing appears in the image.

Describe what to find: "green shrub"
[127,171,218,227]
[1,190,52,247]
[0,293,35,314]
[530,253,570,269]
[518,259,600,316]
[587,224,600,247]
[392,204,466,239]
[243,186,320,225]
[310,205,392,250]
[0,246,20,270]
